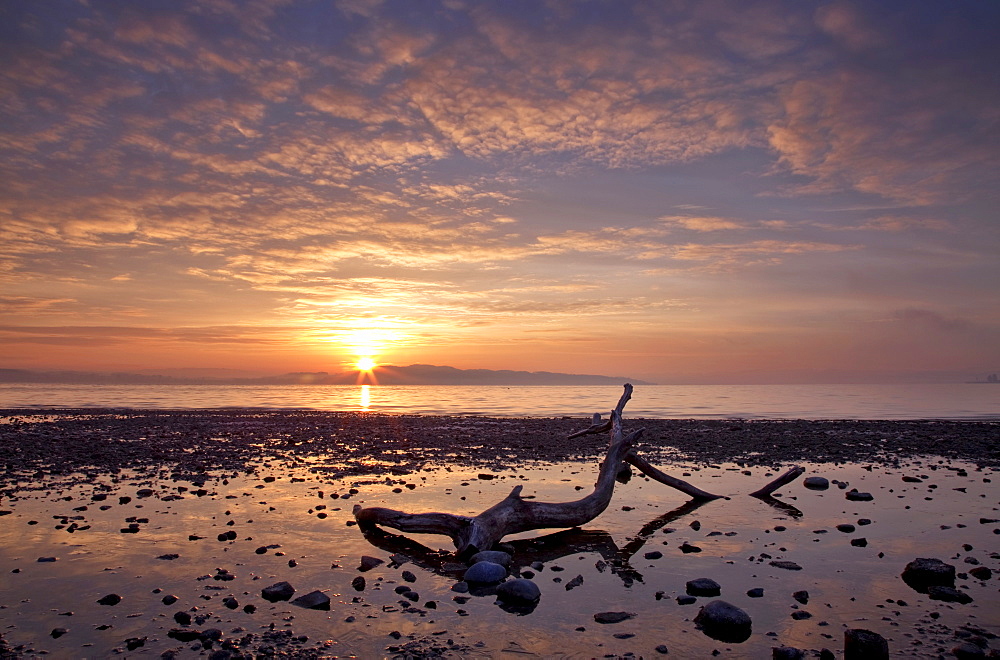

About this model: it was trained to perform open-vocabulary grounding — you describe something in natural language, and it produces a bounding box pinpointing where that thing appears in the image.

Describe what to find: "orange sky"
[1,1,998,383]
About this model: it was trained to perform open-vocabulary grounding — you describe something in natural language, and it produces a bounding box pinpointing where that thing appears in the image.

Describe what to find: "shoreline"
[2,411,998,494]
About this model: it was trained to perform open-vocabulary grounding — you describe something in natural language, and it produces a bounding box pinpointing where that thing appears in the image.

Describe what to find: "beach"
[1,410,998,658]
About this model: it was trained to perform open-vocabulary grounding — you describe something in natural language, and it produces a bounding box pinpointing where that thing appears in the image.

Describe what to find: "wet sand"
[1,410,998,658]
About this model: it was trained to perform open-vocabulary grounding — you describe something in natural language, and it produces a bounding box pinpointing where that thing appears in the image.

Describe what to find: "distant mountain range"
[0,365,653,386]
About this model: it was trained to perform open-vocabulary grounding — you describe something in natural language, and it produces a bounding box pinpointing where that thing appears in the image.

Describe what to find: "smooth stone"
[846,490,874,501]
[594,611,635,624]
[693,600,752,643]
[496,578,541,604]
[927,585,973,604]
[351,576,366,591]
[803,477,829,490]
[469,550,512,568]
[359,555,384,571]
[97,593,121,606]
[773,646,805,660]
[769,560,802,571]
[844,628,888,659]
[747,588,765,598]
[261,581,295,602]
[686,578,721,596]
[464,561,507,584]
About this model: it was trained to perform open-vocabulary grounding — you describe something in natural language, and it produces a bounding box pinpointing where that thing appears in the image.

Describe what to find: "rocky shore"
[1,410,998,658]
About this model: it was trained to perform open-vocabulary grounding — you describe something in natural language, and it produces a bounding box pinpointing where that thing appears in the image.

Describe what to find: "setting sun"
[356,356,377,372]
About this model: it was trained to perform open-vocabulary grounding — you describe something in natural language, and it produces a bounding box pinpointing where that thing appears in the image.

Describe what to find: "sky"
[1,0,998,384]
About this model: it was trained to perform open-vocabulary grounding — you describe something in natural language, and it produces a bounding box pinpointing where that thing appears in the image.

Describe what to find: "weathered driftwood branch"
[354,384,640,558]
[748,465,805,498]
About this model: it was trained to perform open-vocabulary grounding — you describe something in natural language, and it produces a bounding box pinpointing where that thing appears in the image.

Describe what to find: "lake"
[1,382,998,419]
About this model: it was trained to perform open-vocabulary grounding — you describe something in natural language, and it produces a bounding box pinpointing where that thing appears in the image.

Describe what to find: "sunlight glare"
[356,356,377,372]
[359,384,371,410]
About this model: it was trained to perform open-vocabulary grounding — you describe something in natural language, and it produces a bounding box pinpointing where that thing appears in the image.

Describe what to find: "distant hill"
[0,365,654,386]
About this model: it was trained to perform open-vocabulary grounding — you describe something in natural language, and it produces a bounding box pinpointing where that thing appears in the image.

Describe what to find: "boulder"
[291,590,331,610]
[844,628,888,659]
[901,558,955,592]
[496,578,541,604]
[261,581,295,602]
[464,561,506,584]
[469,550,512,568]
[693,600,752,643]
[686,578,722,597]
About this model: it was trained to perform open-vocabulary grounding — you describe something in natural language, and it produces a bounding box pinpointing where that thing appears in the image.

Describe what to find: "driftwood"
[353,384,802,557]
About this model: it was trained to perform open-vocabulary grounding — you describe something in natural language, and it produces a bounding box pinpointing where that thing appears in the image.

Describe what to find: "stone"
[162,594,178,605]
[464,561,506,584]
[793,590,809,604]
[594,611,635,624]
[292,590,331,610]
[686,578,722,596]
[565,574,584,590]
[676,595,697,605]
[173,611,192,625]
[769,560,802,571]
[644,550,663,560]
[358,555,384,572]
[222,597,239,610]
[351,576,366,591]
[846,489,874,502]
[468,550,511,568]
[694,600,752,643]
[496,578,541,604]
[803,477,829,490]
[747,587,765,598]
[969,566,992,580]
[901,557,955,591]
[261,581,295,602]
[844,628,888,660]
[97,593,121,606]
[51,627,68,638]
[952,642,987,659]
[773,646,805,659]
[927,585,973,604]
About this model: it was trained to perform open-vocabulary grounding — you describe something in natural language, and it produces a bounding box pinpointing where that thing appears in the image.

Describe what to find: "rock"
[594,611,635,624]
[168,628,202,642]
[747,587,765,598]
[464,561,506,584]
[124,637,146,650]
[173,611,192,625]
[793,590,809,604]
[676,595,697,605]
[401,570,417,583]
[655,644,669,654]
[644,550,663,560]
[901,558,956,591]
[37,556,57,562]
[351,576,366,591]
[496,578,541,604]
[51,627,68,638]
[927,585,973,604]
[565,574,584,590]
[694,600,752,643]
[844,628,888,659]
[836,524,856,533]
[850,538,868,547]
[261,581,295,602]
[162,594,178,605]
[846,489,874,502]
[680,542,702,553]
[222,597,239,610]
[791,610,812,620]
[686,578,721,596]
[952,642,987,659]
[769,560,802,571]
[773,646,805,659]
[97,593,122,606]
[291,590,331,610]
[469,550,512,568]
[803,477,829,490]
[969,566,992,580]
[358,556,384,572]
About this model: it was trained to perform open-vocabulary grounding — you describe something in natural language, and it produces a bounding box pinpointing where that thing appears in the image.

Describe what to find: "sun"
[355,356,377,372]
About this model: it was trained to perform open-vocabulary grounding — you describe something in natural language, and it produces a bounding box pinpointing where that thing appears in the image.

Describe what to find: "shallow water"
[1,456,997,658]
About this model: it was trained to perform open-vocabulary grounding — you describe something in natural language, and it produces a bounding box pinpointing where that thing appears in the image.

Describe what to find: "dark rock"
[351,576,366,591]
[773,646,805,659]
[173,611,192,625]
[401,570,416,583]
[168,628,202,642]
[243,604,256,614]
[686,578,722,597]
[644,550,663,560]
[655,644,669,654]
[261,581,295,602]
[157,553,180,560]
[496,578,541,604]
[844,628,888,659]
[162,594,178,605]
[124,636,146,650]
[97,593,122,606]
[464,561,506,584]
[50,627,68,638]
[292,590,331,610]
[850,537,868,547]
[793,590,809,604]
[901,557,955,591]
[594,611,635,624]
[803,477,829,490]
[791,610,812,620]
[969,566,992,580]
[565,574,584,590]
[37,556,57,562]
[836,524,856,533]
[747,587,765,598]
[676,595,697,605]
[952,642,987,659]
[358,555,384,572]
[694,600,752,643]
[222,597,239,610]
[680,542,702,553]
[769,560,802,571]
[846,490,874,502]
[927,585,973,604]
[469,550,511,567]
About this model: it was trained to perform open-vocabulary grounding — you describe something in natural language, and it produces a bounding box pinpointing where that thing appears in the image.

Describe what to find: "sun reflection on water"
[359,384,371,411]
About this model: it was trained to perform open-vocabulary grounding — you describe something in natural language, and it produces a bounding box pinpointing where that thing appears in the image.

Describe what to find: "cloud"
[660,215,744,231]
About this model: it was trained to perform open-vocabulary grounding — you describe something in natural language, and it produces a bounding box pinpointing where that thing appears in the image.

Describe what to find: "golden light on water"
[359,384,371,410]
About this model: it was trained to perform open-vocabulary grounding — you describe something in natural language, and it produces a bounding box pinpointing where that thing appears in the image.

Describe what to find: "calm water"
[1,383,998,419]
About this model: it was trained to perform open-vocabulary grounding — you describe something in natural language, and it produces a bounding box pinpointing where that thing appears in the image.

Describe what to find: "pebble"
[686,578,721,596]
[97,593,122,606]
[693,600,752,643]
[594,611,635,624]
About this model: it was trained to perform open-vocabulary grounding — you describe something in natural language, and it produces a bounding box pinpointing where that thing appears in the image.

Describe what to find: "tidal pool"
[1,456,997,658]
